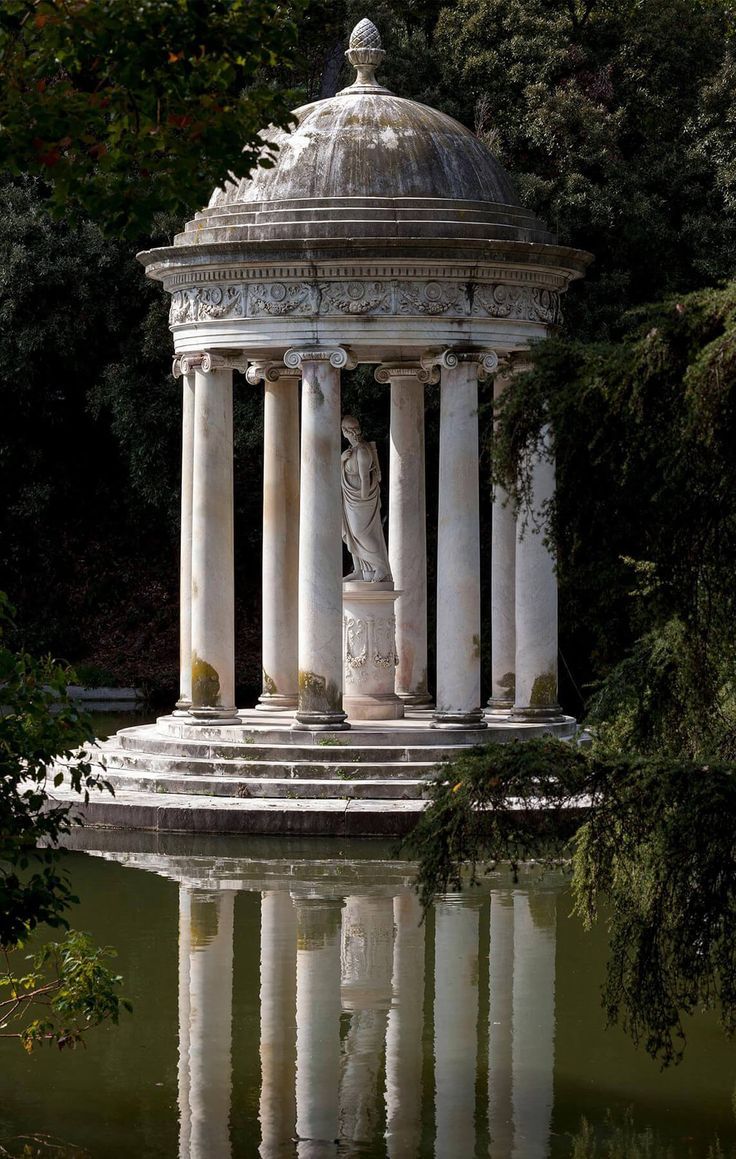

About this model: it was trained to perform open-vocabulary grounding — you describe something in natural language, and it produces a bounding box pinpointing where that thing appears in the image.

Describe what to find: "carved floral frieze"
[169,278,562,326]
[473,284,562,325]
[344,612,398,681]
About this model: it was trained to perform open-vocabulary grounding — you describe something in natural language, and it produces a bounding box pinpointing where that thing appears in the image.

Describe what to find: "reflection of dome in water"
[178,18,555,248]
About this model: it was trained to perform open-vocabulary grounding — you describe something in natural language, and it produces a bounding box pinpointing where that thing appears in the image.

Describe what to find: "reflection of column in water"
[488,892,515,1159]
[185,890,234,1159]
[178,887,192,1159]
[511,892,556,1159]
[385,890,425,1159]
[259,891,298,1159]
[339,896,394,1144]
[294,898,344,1158]
[434,897,481,1159]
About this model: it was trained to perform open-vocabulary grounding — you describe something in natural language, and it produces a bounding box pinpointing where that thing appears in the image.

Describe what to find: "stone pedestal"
[343,582,404,720]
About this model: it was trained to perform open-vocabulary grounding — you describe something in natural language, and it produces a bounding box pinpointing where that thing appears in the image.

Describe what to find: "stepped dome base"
[49,710,577,838]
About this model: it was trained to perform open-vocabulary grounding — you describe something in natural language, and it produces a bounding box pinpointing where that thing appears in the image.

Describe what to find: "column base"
[508,704,564,723]
[397,690,434,707]
[255,694,298,713]
[431,709,488,730]
[173,697,192,717]
[344,692,404,721]
[292,711,350,732]
[188,706,241,725]
[485,696,514,716]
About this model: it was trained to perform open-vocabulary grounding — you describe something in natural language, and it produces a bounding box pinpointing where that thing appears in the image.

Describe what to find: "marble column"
[375,363,434,705]
[339,896,394,1145]
[488,367,517,715]
[432,350,497,728]
[259,890,298,1158]
[434,897,483,1158]
[510,892,556,1159]
[247,362,301,712]
[286,347,352,731]
[173,359,195,713]
[180,889,235,1159]
[488,891,515,1158]
[293,897,344,1155]
[178,887,193,1159]
[385,890,425,1159]
[189,351,243,723]
[510,422,562,721]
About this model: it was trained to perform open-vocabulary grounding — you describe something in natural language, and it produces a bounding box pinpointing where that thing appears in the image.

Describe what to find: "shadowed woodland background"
[1,0,734,748]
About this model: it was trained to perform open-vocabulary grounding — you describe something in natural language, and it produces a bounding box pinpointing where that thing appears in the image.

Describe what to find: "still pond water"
[2,832,735,1159]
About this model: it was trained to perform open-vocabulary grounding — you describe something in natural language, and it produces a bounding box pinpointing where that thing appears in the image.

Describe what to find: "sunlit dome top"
[175,19,556,249]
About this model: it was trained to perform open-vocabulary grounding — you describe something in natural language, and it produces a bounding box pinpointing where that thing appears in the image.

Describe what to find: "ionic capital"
[172,350,248,377]
[245,359,301,385]
[283,345,357,371]
[374,360,439,385]
[420,349,499,381]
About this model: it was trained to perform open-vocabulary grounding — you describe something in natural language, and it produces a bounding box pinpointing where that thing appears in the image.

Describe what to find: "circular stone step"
[48,710,577,836]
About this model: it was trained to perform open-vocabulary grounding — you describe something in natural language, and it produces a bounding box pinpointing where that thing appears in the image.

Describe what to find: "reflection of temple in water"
[83,842,557,1158]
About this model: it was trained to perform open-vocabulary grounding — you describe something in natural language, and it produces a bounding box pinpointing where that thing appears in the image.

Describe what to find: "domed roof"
[174,19,556,249]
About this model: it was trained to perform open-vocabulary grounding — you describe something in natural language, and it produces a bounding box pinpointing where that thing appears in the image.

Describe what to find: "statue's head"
[341,415,362,445]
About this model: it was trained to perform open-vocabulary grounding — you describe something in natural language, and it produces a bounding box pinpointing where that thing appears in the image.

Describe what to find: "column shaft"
[190,361,237,721]
[511,426,561,720]
[259,372,300,710]
[434,359,485,727]
[434,899,482,1158]
[259,891,298,1157]
[177,369,195,712]
[187,891,235,1159]
[292,351,348,730]
[294,898,344,1152]
[387,373,430,704]
[489,370,517,713]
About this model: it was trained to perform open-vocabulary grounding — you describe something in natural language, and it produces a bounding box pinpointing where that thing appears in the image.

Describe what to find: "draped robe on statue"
[341,439,392,583]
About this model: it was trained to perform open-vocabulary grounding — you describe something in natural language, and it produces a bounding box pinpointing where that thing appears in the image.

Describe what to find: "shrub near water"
[407,738,736,1066]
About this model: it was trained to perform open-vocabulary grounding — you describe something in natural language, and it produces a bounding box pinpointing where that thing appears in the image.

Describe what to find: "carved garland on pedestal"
[169,278,562,327]
[344,613,398,681]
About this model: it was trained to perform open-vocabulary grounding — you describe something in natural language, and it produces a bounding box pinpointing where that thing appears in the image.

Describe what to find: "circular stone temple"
[74,18,592,834]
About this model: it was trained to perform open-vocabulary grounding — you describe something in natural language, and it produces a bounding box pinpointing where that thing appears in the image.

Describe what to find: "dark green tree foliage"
[0,0,304,236]
[433,0,736,332]
[492,285,736,756]
[0,594,107,947]
[407,739,736,1067]
[0,178,183,683]
[0,594,130,1049]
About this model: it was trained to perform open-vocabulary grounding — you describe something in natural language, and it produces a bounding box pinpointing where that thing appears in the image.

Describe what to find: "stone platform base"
[49,708,576,838]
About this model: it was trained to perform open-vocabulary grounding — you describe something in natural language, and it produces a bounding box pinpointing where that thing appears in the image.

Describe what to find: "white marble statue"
[341,416,392,583]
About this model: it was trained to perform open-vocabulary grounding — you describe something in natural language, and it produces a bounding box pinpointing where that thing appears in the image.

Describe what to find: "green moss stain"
[262,669,277,696]
[499,671,516,698]
[472,633,481,659]
[298,670,342,713]
[192,654,221,706]
[530,671,557,707]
